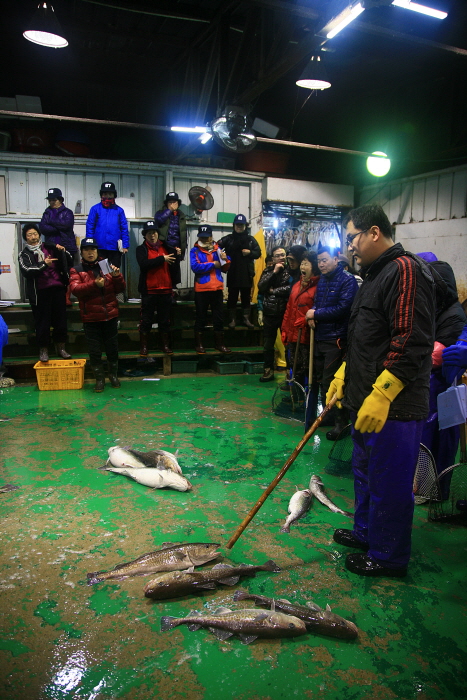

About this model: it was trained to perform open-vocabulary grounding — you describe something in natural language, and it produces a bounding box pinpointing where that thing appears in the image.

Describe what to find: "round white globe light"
[366,151,391,177]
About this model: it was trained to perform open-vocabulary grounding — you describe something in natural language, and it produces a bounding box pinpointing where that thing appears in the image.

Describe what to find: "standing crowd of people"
[15,192,467,579]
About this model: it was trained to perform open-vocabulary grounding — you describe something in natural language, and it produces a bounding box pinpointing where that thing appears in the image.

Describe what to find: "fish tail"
[280,524,290,533]
[233,590,251,602]
[342,510,353,519]
[262,559,281,572]
[86,572,105,585]
[160,616,180,631]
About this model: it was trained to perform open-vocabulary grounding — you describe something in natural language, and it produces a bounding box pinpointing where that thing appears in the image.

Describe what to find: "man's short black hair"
[317,246,336,258]
[271,246,286,255]
[343,204,393,239]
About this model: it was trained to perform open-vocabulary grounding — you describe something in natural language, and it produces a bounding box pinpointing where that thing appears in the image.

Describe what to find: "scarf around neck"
[101,198,115,208]
[26,242,45,262]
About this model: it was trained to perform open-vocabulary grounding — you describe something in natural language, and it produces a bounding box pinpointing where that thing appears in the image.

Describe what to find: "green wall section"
[0,377,466,699]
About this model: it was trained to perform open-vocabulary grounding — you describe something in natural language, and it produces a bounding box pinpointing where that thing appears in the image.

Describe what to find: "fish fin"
[326,604,332,612]
[160,616,177,632]
[185,565,195,573]
[198,582,217,589]
[270,599,275,612]
[213,607,232,615]
[174,550,189,561]
[186,623,202,632]
[159,542,176,549]
[254,612,269,621]
[238,634,258,645]
[98,464,109,471]
[343,511,353,519]
[208,627,234,641]
[306,601,322,611]
[233,590,249,602]
[295,485,300,492]
[217,576,240,586]
[211,563,233,571]
[278,598,292,604]
[174,449,179,458]
[262,560,281,572]
[280,525,290,533]
[86,572,104,585]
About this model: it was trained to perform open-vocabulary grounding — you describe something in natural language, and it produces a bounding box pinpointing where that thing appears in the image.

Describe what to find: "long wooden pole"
[225,393,338,549]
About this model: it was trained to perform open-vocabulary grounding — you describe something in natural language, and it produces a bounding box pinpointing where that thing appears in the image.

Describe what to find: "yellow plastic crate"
[33,359,87,391]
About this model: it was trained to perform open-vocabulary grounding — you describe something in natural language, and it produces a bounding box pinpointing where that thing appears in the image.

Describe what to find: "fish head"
[323,613,359,640]
[188,543,221,565]
[144,571,186,599]
[266,612,307,637]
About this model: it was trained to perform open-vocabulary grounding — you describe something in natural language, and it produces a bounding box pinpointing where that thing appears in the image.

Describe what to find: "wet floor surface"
[0,376,466,700]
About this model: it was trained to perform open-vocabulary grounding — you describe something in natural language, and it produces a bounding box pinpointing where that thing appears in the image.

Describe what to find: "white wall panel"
[263,177,354,207]
[28,170,47,215]
[437,172,453,220]
[8,169,27,214]
[451,170,467,219]
[0,223,21,299]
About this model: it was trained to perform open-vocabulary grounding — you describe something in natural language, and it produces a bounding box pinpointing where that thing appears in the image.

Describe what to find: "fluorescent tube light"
[392,0,447,19]
[171,126,208,133]
[199,132,212,144]
[326,2,365,39]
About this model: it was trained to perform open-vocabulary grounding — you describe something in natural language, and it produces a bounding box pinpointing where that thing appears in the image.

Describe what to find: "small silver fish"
[308,475,353,518]
[280,488,313,533]
[161,606,306,644]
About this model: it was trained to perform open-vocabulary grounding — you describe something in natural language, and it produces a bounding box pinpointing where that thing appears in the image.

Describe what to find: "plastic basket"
[34,359,87,391]
[172,360,198,373]
[244,360,263,374]
[215,361,245,375]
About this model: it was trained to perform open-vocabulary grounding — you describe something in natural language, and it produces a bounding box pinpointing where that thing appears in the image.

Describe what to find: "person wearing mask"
[154,192,185,288]
[190,224,231,354]
[136,221,177,357]
[18,223,72,363]
[218,214,261,329]
[328,204,435,577]
[69,237,125,392]
[281,251,320,391]
[86,182,129,303]
[305,247,358,439]
[40,187,77,306]
[257,247,290,382]
[286,245,307,287]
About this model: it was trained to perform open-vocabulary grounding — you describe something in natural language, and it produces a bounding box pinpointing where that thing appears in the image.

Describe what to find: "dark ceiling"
[1,0,466,187]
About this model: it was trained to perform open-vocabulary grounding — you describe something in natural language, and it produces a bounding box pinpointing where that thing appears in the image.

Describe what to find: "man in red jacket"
[69,237,125,392]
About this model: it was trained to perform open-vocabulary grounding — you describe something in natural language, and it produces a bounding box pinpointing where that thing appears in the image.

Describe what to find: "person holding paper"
[86,182,129,269]
[69,237,125,392]
[18,223,73,363]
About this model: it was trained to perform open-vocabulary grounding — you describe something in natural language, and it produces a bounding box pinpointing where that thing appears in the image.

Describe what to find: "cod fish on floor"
[309,475,353,518]
[87,542,221,585]
[103,466,192,491]
[106,446,183,475]
[161,606,307,644]
[280,487,313,533]
[233,591,358,640]
[144,560,280,600]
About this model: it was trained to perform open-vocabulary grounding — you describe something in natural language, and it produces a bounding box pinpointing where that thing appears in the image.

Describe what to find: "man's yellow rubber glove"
[355,369,405,434]
[326,362,346,408]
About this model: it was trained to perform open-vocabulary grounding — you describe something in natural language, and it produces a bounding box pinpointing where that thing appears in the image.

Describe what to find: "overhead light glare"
[296,55,331,90]
[23,3,68,48]
[171,126,208,133]
[366,151,391,177]
[392,0,447,19]
[326,2,365,39]
[199,132,212,144]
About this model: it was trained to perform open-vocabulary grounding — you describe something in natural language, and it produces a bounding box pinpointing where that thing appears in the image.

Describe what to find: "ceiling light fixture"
[199,132,212,144]
[366,151,391,176]
[325,2,365,39]
[23,2,68,48]
[171,126,208,133]
[296,55,332,90]
[391,0,447,19]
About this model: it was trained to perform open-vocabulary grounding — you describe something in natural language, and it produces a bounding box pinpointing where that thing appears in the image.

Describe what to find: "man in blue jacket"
[306,246,358,438]
[86,182,129,269]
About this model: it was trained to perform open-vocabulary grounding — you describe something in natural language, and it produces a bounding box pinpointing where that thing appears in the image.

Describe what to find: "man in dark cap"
[86,182,129,269]
[40,188,77,259]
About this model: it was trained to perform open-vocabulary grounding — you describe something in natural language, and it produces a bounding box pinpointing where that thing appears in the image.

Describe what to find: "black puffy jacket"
[343,243,436,421]
[430,260,467,346]
[217,230,261,287]
[257,266,291,317]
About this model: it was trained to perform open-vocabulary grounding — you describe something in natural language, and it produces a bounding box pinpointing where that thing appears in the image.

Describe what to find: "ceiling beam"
[78,0,211,23]
[354,20,467,58]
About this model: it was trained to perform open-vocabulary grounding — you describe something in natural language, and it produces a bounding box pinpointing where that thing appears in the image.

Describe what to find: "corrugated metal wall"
[0,154,263,299]
[359,164,467,302]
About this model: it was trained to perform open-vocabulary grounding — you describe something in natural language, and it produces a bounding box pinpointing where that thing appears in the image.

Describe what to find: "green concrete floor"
[0,376,466,700]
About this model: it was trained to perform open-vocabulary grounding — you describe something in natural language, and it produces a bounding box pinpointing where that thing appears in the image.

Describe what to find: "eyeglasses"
[346,228,371,246]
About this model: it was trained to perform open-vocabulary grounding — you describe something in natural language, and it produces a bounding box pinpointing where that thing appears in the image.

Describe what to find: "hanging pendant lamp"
[23,2,68,48]
[296,56,331,90]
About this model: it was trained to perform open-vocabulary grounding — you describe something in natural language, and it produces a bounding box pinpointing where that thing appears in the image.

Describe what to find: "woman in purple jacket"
[40,187,77,306]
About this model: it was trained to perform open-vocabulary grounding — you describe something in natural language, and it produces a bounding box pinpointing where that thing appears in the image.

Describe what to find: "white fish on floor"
[105,466,192,491]
[280,487,313,533]
[308,475,352,518]
[106,446,183,474]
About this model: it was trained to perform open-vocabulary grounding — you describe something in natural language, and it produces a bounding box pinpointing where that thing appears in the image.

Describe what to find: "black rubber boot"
[214,332,231,354]
[139,332,149,357]
[161,333,173,355]
[39,347,49,363]
[92,364,105,393]
[242,308,255,329]
[326,407,350,441]
[195,332,206,354]
[228,309,236,329]
[108,362,121,388]
[56,343,72,359]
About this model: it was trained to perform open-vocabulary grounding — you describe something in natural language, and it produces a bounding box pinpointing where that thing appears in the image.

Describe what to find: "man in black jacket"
[328,205,435,578]
[257,247,290,382]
